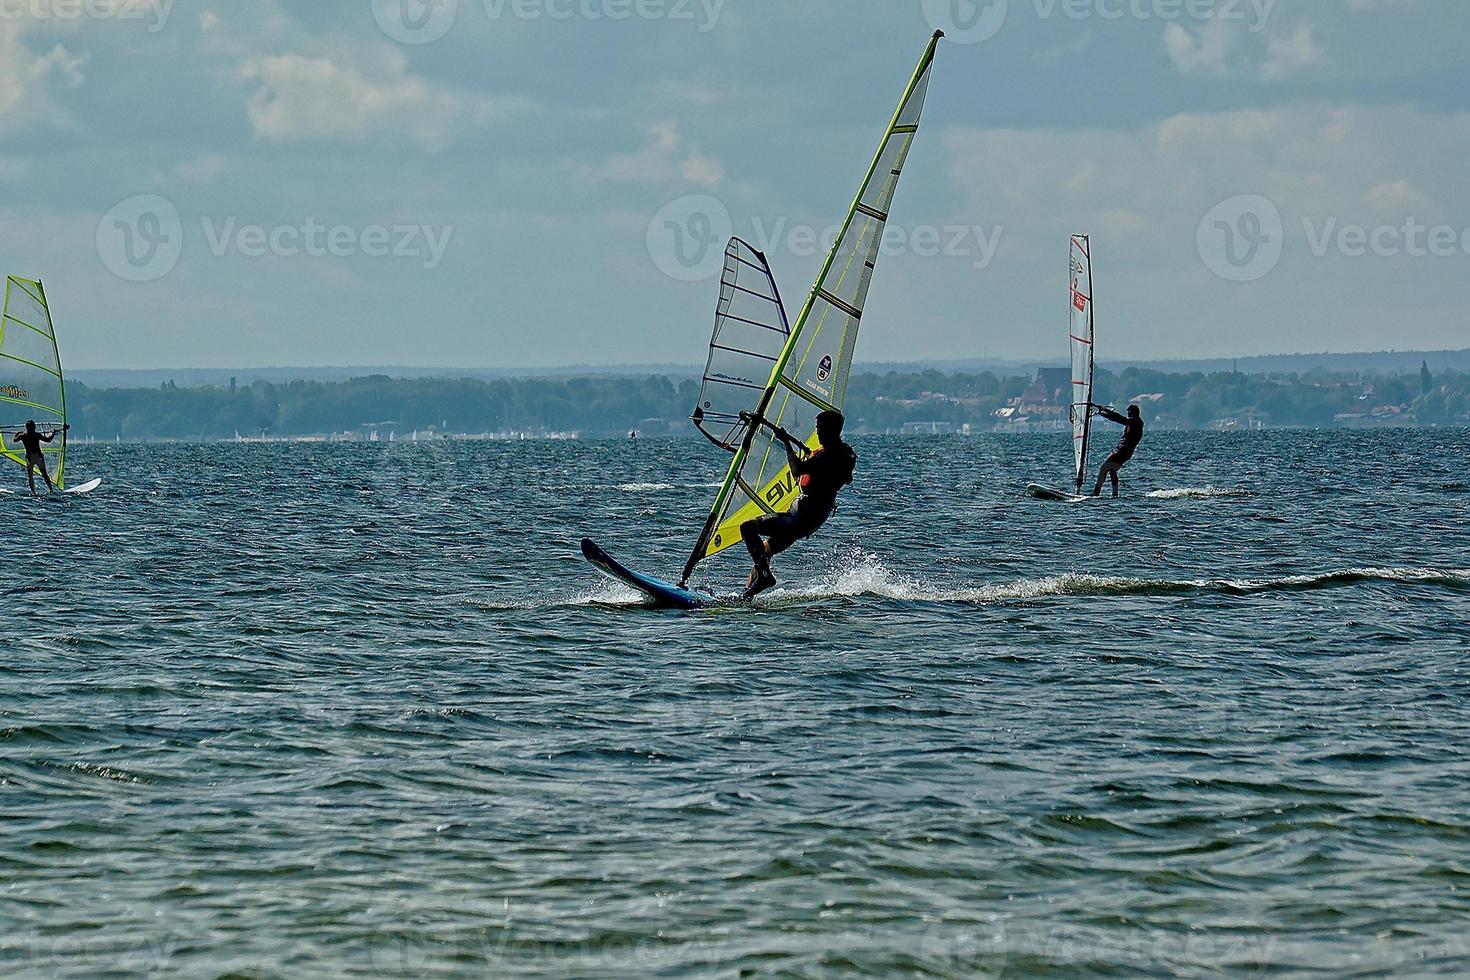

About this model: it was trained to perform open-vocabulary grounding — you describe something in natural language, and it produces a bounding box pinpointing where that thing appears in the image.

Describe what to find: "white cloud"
[1364,179,1430,212]
[0,20,86,128]
[1261,23,1326,81]
[1065,163,1097,195]
[237,46,496,152]
[582,120,725,188]
[939,102,1470,357]
[1163,18,1240,76]
[175,154,228,183]
[1164,17,1326,82]
[199,4,503,151]
[1099,209,1148,236]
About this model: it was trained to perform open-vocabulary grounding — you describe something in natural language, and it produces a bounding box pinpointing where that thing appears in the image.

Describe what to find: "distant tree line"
[57,367,1469,441]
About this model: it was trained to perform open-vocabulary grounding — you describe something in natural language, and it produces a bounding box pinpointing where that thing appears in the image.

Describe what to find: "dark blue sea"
[4,428,1469,977]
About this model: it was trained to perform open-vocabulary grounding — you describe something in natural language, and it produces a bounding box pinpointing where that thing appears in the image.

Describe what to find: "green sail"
[1,277,67,488]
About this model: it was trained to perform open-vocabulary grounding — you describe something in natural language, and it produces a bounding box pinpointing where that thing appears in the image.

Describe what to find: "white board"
[1027,483,1090,503]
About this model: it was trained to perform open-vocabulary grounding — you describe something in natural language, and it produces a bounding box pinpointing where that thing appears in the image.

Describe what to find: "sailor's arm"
[1094,405,1127,425]
[743,413,810,468]
[778,429,810,472]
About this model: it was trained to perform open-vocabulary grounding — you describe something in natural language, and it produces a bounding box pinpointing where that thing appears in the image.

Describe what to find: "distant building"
[1036,367,1071,402]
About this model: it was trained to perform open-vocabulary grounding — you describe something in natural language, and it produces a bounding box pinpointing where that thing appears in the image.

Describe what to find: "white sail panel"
[692,239,791,452]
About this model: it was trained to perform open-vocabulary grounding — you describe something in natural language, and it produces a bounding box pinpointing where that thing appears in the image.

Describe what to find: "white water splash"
[767,551,1161,605]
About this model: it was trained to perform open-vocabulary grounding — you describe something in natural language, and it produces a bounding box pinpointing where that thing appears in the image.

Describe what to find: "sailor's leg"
[741,514,789,599]
[38,458,54,493]
[764,530,798,560]
[741,517,774,593]
[1110,467,1120,498]
[26,460,37,496]
[1094,454,1122,497]
[741,518,769,567]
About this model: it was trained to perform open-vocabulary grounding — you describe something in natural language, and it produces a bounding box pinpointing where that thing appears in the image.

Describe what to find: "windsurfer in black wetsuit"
[1091,404,1143,497]
[10,420,67,496]
[740,409,857,600]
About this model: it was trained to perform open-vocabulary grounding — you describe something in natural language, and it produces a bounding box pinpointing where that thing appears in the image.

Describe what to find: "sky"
[0,0,1467,370]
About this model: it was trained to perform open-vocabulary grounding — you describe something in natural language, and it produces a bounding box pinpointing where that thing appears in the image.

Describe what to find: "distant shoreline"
[54,363,1469,441]
[68,349,1470,390]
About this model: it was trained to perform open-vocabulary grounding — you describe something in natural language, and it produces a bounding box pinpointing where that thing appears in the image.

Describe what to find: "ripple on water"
[2,431,1469,975]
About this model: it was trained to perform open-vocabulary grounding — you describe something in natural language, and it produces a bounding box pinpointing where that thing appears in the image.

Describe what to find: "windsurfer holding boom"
[11,420,67,496]
[1090,404,1143,497]
[738,409,857,601]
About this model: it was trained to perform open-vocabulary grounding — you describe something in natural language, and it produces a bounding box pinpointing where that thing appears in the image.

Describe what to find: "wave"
[1145,487,1253,500]
[763,554,1470,607]
[474,579,649,610]
[477,551,1470,612]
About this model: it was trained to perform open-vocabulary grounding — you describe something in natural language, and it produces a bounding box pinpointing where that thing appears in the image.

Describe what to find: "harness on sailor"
[798,447,823,489]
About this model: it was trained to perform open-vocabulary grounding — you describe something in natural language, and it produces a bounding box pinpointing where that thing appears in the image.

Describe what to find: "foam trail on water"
[476,580,646,610]
[765,552,1470,606]
[1146,487,1253,500]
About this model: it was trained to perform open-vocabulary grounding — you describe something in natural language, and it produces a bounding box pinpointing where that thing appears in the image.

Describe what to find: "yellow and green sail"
[0,276,67,487]
[682,31,943,582]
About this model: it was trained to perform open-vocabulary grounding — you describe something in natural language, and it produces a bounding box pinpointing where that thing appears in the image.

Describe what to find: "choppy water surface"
[4,429,1469,977]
